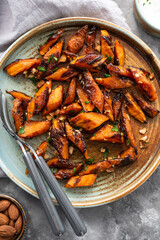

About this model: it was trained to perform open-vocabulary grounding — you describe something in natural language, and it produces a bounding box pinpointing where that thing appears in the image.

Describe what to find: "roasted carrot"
[68,25,88,53]
[55,103,82,116]
[129,66,157,101]
[54,164,82,179]
[76,83,94,112]
[6,90,31,108]
[45,67,78,81]
[124,91,146,123]
[114,40,125,66]
[12,99,25,132]
[50,119,69,159]
[63,78,76,105]
[47,157,76,169]
[107,63,133,78]
[118,146,138,166]
[85,26,96,54]
[103,91,114,121]
[39,29,64,55]
[65,174,97,188]
[90,124,123,143]
[65,121,88,159]
[69,112,109,132]
[18,120,51,138]
[43,85,63,115]
[95,76,135,89]
[101,30,114,63]
[112,91,123,121]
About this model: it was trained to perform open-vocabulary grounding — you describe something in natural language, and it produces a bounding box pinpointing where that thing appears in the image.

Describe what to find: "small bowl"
[0,194,27,239]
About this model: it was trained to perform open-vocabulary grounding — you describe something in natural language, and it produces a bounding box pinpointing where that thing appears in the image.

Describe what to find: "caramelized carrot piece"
[45,67,78,81]
[69,112,109,132]
[101,30,114,63]
[112,91,123,121]
[104,91,114,121]
[76,83,94,112]
[4,58,41,76]
[95,76,135,89]
[27,82,49,120]
[85,26,96,54]
[39,29,64,55]
[47,158,76,169]
[43,85,63,115]
[65,174,97,188]
[63,50,77,61]
[65,121,88,159]
[50,119,69,159]
[124,91,146,123]
[118,147,138,166]
[54,164,82,179]
[63,78,76,105]
[12,99,25,132]
[82,70,104,113]
[26,141,47,174]
[43,40,63,60]
[107,63,133,78]
[120,106,137,150]
[90,124,123,143]
[68,25,88,53]
[79,159,123,176]
[129,66,157,101]
[18,120,51,138]
[114,40,125,66]
[132,93,159,118]
[70,54,106,70]
[55,103,82,116]
[6,90,31,108]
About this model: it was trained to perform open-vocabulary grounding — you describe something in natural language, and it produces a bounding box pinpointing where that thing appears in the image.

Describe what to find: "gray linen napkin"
[0,0,130,178]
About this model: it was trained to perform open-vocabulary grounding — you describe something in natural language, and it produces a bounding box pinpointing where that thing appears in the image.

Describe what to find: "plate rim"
[0,17,160,208]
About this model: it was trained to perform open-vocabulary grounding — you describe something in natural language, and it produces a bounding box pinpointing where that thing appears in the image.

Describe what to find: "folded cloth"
[0,0,130,178]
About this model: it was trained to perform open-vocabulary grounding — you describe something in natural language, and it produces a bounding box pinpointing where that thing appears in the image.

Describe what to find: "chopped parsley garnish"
[72,167,76,173]
[104,148,109,160]
[47,137,51,143]
[85,101,90,104]
[112,157,116,159]
[29,76,37,86]
[103,73,111,78]
[51,168,57,174]
[37,66,46,72]
[82,160,85,164]
[105,55,112,63]
[84,166,88,171]
[112,123,119,133]
[126,139,130,145]
[29,112,33,115]
[47,54,58,64]
[69,110,76,114]
[51,68,58,73]
[151,67,155,73]
[38,106,40,109]
[18,126,25,134]
[87,157,95,165]
[39,44,42,47]
[80,110,85,113]
[34,88,38,92]
[146,141,149,144]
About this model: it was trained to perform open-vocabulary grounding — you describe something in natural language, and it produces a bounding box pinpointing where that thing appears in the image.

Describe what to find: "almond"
[15,215,22,234]
[0,200,11,212]
[0,213,9,226]
[2,209,9,218]
[9,220,15,228]
[8,204,19,220]
[0,225,16,238]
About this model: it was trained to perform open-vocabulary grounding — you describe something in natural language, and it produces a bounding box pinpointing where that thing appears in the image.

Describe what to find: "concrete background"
[0,0,160,239]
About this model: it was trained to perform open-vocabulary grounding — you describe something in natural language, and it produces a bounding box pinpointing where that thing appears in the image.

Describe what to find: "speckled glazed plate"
[0,17,160,208]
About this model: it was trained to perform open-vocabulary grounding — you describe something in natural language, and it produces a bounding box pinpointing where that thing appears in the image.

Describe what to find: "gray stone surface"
[0,0,160,239]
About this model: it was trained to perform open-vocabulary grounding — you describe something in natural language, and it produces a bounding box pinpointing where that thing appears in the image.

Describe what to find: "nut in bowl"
[0,195,26,239]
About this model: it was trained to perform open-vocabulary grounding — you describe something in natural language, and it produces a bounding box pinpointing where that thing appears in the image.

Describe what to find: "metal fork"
[0,90,87,236]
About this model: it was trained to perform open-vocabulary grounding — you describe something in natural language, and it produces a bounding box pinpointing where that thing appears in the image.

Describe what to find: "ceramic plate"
[0,17,160,207]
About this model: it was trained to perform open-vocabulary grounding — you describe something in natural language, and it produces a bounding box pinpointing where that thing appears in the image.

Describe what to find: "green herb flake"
[87,157,95,165]
[51,67,58,73]
[84,166,88,171]
[53,56,58,61]
[149,2,151,4]
[82,160,85,164]
[105,55,112,63]
[143,3,145,6]
[80,110,85,113]
[34,88,38,92]
[29,112,33,115]
[103,73,111,78]
[112,156,116,159]
[18,126,25,135]
[51,168,57,174]
[47,137,51,143]
[72,167,76,173]
[38,106,41,109]
[104,148,109,160]
[39,44,42,47]
[69,110,76,114]
[151,67,155,73]
[85,101,90,104]
[37,66,46,72]
[126,139,130,145]
[146,141,149,144]
[112,124,119,133]
[48,55,54,64]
